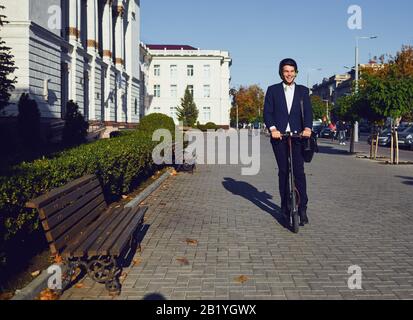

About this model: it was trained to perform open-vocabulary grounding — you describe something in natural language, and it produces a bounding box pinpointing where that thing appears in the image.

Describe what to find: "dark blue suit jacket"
[263,82,313,134]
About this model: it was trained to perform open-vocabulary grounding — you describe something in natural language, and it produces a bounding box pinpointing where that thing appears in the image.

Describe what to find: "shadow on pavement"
[317,145,353,156]
[396,175,413,186]
[143,293,167,300]
[222,177,286,228]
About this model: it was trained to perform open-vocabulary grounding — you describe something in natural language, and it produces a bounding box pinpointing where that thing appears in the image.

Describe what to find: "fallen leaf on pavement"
[122,195,128,199]
[234,275,249,284]
[119,272,128,282]
[38,289,60,300]
[31,270,41,277]
[71,267,82,281]
[54,254,63,264]
[0,292,14,300]
[170,170,177,176]
[185,239,198,246]
[132,258,142,267]
[176,257,190,266]
[74,283,85,289]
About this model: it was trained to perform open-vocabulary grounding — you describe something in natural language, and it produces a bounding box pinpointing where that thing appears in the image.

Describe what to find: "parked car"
[367,126,411,147]
[397,126,413,150]
[319,127,334,139]
[368,129,392,147]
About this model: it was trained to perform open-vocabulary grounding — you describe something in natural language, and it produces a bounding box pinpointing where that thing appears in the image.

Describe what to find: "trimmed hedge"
[0,114,175,266]
[137,113,176,135]
[197,122,218,131]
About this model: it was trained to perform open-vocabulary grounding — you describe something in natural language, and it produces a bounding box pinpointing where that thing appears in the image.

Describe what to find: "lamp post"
[307,68,322,91]
[354,36,378,143]
[229,88,239,130]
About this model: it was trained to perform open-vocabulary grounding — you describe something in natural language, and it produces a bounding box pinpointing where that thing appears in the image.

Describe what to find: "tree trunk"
[349,123,355,154]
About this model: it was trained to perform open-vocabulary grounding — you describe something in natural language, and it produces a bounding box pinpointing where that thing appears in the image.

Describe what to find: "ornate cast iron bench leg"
[87,256,121,295]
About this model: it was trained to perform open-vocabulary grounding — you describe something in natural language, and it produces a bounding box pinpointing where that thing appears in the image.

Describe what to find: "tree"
[0,5,17,112]
[176,87,199,127]
[17,93,41,149]
[62,100,89,146]
[230,85,264,125]
[310,95,326,121]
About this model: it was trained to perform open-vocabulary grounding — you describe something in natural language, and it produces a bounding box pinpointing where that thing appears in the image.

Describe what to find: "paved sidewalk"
[61,136,413,300]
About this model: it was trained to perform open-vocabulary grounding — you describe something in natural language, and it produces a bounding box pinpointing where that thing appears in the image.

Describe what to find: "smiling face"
[282,65,297,85]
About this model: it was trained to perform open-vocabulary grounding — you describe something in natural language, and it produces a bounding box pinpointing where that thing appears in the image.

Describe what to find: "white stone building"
[143,44,232,127]
[0,0,141,126]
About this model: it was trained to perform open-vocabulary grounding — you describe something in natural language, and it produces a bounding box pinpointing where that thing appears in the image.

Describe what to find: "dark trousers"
[271,139,308,210]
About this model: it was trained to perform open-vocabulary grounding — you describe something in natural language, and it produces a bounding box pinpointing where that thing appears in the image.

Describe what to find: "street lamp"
[354,36,378,143]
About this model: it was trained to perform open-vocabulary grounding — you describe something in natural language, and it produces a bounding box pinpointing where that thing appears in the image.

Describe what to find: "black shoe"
[299,207,309,226]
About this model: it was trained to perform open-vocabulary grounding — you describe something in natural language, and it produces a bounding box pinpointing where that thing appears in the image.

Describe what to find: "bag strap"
[299,86,305,131]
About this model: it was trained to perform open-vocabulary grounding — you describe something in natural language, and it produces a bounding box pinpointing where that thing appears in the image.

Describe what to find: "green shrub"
[62,100,89,146]
[197,122,218,132]
[138,113,176,135]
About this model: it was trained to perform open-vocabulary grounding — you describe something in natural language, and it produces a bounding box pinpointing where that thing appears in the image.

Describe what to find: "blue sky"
[141,0,413,90]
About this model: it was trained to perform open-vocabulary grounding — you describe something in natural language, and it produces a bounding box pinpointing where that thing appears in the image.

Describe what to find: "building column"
[102,0,113,63]
[68,0,80,41]
[87,0,99,121]
[114,2,125,68]
[87,0,98,52]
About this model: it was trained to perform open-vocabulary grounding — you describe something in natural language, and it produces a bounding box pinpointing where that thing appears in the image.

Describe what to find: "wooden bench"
[26,174,147,295]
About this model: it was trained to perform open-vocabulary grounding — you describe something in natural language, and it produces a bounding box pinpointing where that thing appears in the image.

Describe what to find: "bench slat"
[109,206,147,256]
[52,201,107,253]
[41,178,101,220]
[44,193,105,243]
[41,184,103,231]
[68,207,124,258]
[73,207,130,257]
[88,207,136,256]
[97,206,143,256]
[26,175,96,209]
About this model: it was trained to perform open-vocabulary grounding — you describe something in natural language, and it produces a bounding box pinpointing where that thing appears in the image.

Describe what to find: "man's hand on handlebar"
[271,129,282,140]
[302,128,312,139]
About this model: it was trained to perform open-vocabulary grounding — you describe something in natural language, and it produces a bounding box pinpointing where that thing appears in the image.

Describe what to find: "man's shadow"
[222,177,286,228]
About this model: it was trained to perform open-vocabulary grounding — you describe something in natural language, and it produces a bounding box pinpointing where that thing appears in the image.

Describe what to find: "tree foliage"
[0,5,18,112]
[176,87,199,127]
[230,85,264,124]
[310,95,326,121]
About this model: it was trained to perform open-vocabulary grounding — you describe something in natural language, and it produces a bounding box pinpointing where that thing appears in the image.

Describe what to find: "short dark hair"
[279,58,298,79]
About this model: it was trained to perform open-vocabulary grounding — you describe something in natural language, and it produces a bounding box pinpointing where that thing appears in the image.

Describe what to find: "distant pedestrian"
[337,121,347,145]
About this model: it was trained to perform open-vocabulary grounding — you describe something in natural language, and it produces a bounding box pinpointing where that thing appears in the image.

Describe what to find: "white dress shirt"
[283,82,295,133]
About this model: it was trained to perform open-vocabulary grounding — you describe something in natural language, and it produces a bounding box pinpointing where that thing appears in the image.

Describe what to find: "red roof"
[146,44,198,50]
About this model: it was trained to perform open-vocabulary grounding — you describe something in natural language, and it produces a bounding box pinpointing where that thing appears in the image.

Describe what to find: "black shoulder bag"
[300,88,319,163]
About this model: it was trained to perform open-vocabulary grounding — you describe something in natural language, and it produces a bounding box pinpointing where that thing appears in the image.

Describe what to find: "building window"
[170,65,177,77]
[203,107,211,122]
[134,98,138,114]
[153,106,161,112]
[204,65,210,78]
[154,85,160,97]
[187,85,194,96]
[154,65,160,76]
[171,85,177,98]
[170,107,177,119]
[187,65,194,77]
[203,85,210,98]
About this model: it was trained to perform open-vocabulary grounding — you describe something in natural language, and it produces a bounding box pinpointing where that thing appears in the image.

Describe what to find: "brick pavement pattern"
[61,135,413,300]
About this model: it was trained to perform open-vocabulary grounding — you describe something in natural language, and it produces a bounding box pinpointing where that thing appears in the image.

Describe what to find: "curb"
[10,168,174,300]
[125,168,173,208]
